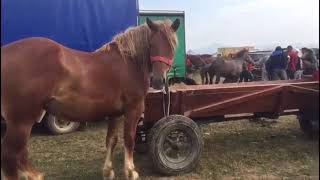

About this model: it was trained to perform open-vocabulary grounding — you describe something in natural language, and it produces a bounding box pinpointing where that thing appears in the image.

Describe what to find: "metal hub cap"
[161,129,192,163]
[53,117,73,130]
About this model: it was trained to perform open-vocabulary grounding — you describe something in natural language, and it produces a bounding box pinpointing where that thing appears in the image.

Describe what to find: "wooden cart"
[136,79,319,175]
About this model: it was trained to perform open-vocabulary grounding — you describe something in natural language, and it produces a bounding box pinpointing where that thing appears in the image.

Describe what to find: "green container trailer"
[139,10,186,83]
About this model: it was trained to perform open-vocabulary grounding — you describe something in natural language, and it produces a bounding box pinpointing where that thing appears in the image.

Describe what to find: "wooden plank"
[288,84,319,95]
[184,85,283,117]
[143,81,318,123]
[276,86,289,113]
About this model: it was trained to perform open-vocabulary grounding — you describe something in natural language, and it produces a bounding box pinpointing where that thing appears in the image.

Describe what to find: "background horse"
[1,18,180,180]
[186,54,215,84]
[208,49,254,84]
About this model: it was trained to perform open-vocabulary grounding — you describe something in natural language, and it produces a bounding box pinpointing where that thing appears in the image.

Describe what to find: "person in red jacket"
[286,45,299,79]
[247,62,254,72]
[239,61,254,82]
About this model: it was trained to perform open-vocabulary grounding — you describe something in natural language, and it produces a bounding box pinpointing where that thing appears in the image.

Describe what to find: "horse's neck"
[233,57,246,64]
[94,46,150,87]
[126,55,151,94]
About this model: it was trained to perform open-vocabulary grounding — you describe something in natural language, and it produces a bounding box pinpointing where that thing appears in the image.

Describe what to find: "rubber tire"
[298,110,319,139]
[45,114,81,135]
[148,115,203,175]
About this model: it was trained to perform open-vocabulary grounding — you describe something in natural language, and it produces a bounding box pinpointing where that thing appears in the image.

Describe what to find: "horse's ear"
[171,18,180,32]
[146,18,158,31]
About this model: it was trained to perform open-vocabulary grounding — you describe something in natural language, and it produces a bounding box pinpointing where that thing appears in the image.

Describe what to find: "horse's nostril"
[151,77,165,90]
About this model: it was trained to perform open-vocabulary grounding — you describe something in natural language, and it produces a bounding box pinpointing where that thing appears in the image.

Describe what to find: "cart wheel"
[45,114,81,135]
[148,115,203,175]
[298,110,319,139]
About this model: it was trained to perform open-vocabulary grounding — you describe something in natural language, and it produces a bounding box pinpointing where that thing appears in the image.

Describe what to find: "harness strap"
[162,80,171,117]
[151,56,173,66]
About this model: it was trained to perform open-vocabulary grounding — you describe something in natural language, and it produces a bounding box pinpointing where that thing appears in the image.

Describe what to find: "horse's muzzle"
[152,77,165,90]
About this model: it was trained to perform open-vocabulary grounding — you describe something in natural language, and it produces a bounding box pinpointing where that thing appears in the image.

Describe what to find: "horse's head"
[235,49,254,64]
[147,18,180,90]
[244,52,254,64]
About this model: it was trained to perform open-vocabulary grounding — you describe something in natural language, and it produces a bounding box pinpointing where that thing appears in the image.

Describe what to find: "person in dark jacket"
[267,46,288,80]
[301,47,318,75]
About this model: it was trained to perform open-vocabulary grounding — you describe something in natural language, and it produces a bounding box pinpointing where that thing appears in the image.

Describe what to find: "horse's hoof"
[34,173,45,180]
[103,168,115,180]
[27,172,45,180]
[126,169,139,180]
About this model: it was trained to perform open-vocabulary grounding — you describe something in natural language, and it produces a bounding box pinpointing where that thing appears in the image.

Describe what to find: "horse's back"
[1,37,62,64]
[1,37,66,113]
[1,37,65,78]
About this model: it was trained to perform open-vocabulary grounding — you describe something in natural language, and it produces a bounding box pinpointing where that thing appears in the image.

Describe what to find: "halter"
[150,56,172,116]
[151,56,174,66]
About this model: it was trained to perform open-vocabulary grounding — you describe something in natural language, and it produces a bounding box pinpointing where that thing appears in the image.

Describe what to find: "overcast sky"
[139,0,319,51]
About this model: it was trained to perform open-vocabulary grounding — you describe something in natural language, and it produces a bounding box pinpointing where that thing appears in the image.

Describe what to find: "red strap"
[151,56,173,66]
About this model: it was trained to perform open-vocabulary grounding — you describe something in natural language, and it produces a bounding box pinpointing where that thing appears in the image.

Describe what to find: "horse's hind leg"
[223,78,229,83]
[1,106,45,180]
[215,74,221,84]
[103,117,121,180]
[2,121,44,180]
[123,101,144,180]
[205,72,209,84]
[209,72,215,84]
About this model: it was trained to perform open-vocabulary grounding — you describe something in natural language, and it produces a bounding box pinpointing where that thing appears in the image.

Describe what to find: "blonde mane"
[96,20,178,68]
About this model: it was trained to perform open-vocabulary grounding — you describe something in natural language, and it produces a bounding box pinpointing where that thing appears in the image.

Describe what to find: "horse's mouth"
[151,77,165,90]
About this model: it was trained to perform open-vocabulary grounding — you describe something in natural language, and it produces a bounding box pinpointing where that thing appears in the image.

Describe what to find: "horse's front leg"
[215,74,220,84]
[103,117,121,180]
[123,101,144,180]
[200,71,205,84]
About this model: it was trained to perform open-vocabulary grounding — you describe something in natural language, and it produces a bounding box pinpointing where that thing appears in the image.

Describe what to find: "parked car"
[1,113,81,135]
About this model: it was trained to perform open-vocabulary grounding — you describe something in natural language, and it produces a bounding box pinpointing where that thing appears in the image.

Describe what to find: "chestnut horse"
[1,18,180,180]
[208,49,254,84]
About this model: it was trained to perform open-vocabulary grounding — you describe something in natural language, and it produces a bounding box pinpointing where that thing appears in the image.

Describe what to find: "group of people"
[240,46,319,82]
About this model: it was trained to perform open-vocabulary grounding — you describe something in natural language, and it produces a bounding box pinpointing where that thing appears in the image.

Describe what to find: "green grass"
[4,115,319,180]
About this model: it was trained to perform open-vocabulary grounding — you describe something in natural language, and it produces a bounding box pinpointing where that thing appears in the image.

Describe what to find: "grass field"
[3,115,319,180]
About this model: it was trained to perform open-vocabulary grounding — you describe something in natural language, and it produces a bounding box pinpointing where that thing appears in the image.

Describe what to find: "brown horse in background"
[1,18,180,180]
[186,54,215,84]
[208,49,254,84]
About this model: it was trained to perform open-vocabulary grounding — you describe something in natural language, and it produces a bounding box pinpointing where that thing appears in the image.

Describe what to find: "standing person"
[301,47,318,75]
[294,56,304,79]
[255,56,270,81]
[286,45,299,79]
[247,61,254,79]
[239,61,254,82]
[268,46,289,80]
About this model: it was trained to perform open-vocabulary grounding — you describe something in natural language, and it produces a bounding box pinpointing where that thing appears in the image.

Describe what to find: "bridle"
[151,56,174,66]
[150,55,173,117]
